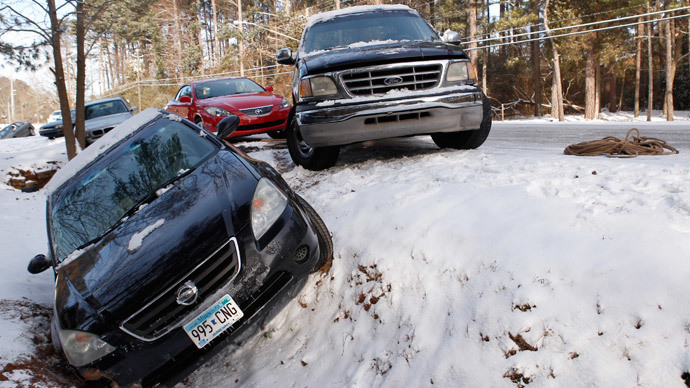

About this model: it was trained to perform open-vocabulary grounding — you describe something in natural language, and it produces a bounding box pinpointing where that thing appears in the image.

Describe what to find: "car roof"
[306,5,414,28]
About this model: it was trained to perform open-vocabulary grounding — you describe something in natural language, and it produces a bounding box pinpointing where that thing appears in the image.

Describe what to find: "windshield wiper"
[74,168,194,251]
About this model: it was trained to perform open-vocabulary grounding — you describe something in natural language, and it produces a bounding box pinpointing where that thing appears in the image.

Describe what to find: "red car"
[165,77,291,138]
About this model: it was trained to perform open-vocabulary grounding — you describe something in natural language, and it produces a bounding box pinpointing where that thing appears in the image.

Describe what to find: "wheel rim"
[292,126,314,158]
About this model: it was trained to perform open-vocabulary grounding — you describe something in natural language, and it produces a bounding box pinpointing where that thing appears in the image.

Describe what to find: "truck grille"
[341,63,442,96]
[120,238,241,341]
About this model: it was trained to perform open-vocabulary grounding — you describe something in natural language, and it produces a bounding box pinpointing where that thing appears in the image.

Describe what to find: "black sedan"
[28,108,332,387]
[39,109,76,139]
[0,121,34,139]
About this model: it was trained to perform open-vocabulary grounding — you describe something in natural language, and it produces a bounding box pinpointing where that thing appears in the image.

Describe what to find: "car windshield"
[50,118,218,262]
[302,11,439,54]
[85,100,129,120]
[194,79,264,99]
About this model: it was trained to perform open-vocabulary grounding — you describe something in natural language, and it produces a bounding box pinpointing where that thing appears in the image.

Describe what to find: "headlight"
[447,61,475,82]
[58,330,116,367]
[280,97,290,109]
[204,106,232,117]
[55,124,63,130]
[251,178,288,240]
[300,76,337,98]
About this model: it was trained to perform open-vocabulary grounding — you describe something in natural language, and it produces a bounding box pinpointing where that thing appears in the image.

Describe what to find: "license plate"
[183,294,244,349]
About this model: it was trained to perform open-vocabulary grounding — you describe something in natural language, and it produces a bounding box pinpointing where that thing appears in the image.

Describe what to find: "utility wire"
[464,12,690,51]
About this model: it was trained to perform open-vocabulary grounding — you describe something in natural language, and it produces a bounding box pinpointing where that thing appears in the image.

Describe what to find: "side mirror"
[442,30,462,44]
[276,48,295,65]
[265,86,274,93]
[130,105,139,113]
[179,96,192,104]
[28,254,52,274]
[216,115,240,140]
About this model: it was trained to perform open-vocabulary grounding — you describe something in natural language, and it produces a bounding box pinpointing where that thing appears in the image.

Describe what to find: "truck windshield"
[303,11,439,54]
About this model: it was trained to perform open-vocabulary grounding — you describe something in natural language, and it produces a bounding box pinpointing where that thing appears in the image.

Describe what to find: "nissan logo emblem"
[383,76,403,86]
[176,280,199,306]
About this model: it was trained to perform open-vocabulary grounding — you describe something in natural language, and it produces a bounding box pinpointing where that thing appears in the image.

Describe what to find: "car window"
[303,11,439,53]
[194,79,264,100]
[50,118,218,262]
[85,100,129,120]
[0,125,12,138]
[176,86,192,101]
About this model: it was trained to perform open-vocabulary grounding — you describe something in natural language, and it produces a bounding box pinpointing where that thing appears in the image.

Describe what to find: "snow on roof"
[306,4,414,28]
[44,108,162,194]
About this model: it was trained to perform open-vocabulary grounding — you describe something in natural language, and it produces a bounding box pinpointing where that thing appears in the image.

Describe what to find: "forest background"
[1,0,689,147]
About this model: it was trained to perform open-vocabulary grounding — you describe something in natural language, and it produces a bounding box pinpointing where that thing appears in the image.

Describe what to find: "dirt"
[0,299,82,387]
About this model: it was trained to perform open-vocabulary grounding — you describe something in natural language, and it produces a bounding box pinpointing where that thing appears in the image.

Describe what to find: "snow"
[306,4,413,28]
[128,218,165,253]
[1,111,690,387]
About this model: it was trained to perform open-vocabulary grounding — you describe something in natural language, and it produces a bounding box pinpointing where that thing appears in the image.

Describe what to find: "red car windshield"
[194,79,265,100]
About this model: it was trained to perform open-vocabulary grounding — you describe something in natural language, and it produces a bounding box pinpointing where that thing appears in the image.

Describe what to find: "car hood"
[197,92,281,111]
[54,151,258,328]
[301,41,468,75]
[85,112,132,130]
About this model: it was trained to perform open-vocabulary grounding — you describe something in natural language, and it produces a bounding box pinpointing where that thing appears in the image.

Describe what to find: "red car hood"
[197,92,281,110]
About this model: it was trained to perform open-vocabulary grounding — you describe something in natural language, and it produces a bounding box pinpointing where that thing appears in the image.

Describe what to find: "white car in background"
[84,97,138,145]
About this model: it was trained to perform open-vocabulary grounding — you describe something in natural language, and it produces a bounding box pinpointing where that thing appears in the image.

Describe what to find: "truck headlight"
[251,178,288,240]
[58,330,116,367]
[300,77,337,98]
[204,106,232,117]
[447,61,475,82]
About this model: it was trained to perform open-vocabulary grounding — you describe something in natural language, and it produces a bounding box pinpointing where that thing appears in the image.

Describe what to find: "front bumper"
[69,199,324,387]
[202,107,290,138]
[296,88,485,147]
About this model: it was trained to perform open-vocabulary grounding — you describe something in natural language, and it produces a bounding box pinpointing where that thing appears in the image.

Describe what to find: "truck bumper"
[295,89,485,147]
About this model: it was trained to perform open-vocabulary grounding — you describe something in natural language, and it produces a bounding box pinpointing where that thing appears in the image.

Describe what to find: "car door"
[166,85,193,119]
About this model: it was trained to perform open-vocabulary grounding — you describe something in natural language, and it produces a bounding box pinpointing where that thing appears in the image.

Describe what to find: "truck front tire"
[286,118,340,170]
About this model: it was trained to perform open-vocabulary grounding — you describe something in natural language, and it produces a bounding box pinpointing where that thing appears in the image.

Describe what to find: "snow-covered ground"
[1,112,689,387]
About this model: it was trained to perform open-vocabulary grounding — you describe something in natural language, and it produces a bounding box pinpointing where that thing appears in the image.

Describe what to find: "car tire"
[267,130,286,139]
[431,93,492,150]
[295,195,333,271]
[194,116,203,129]
[286,117,339,170]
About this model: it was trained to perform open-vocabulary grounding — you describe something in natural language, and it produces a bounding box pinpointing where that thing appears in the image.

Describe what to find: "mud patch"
[0,299,82,387]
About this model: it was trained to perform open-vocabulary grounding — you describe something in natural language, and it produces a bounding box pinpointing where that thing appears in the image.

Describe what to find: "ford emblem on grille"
[383,76,403,86]
[176,281,199,306]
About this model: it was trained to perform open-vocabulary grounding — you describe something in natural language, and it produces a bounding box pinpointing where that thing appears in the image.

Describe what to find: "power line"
[464,12,690,51]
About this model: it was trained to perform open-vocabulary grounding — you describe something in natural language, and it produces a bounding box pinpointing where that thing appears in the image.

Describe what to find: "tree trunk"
[172,0,184,78]
[647,2,654,121]
[663,17,675,121]
[595,61,601,118]
[585,44,596,119]
[530,24,542,117]
[544,0,563,121]
[618,70,625,110]
[48,0,76,160]
[608,65,617,113]
[75,0,86,150]
[468,0,478,70]
[211,0,220,67]
[634,18,642,117]
[238,0,244,76]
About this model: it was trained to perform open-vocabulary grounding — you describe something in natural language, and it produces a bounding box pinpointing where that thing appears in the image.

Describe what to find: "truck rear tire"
[286,118,340,170]
[432,94,492,150]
